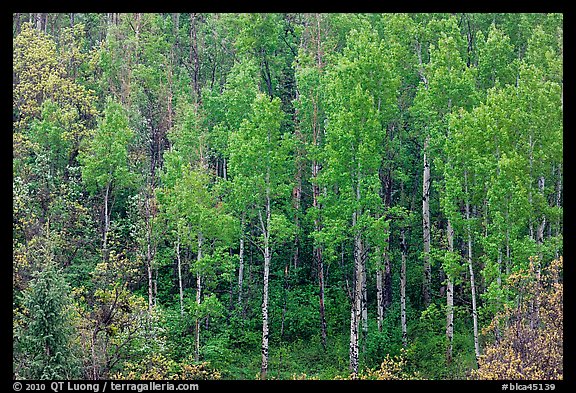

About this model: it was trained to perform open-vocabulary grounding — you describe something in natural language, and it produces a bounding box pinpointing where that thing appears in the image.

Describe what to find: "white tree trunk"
[260,181,271,380]
[195,232,203,363]
[146,192,154,313]
[349,209,362,378]
[176,237,184,317]
[446,219,454,364]
[422,136,432,306]
[465,172,481,363]
[238,214,245,307]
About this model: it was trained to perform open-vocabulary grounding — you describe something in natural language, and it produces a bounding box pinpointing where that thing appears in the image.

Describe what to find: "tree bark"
[176,237,184,317]
[349,216,362,378]
[360,246,368,354]
[349,190,363,378]
[400,227,408,347]
[465,171,481,363]
[555,165,562,259]
[238,213,245,308]
[260,169,272,380]
[145,189,154,313]
[446,219,454,364]
[422,136,432,306]
[190,13,201,103]
[376,253,384,332]
[195,232,203,363]
[103,181,111,262]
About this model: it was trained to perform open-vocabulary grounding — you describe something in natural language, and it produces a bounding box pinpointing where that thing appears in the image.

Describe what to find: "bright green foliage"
[228,93,291,212]
[319,24,399,250]
[13,13,563,381]
[79,98,134,193]
[475,24,516,92]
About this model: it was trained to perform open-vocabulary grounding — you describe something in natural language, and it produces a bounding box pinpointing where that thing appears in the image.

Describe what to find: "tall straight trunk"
[195,232,203,363]
[317,243,327,350]
[103,182,111,262]
[383,245,392,312]
[465,171,481,363]
[537,176,546,243]
[312,157,327,349]
[528,134,535,240]
[422,136,432,306]
[308,13,328,351]
[350,163,363,377]
[376,242,391,332]
[260,175,271,380]
[146,241,154,312]
[238,213,245,307]
[349,210,362,378]
[292,129,303,269]
[446,219,455,364]
[280,262,289,339]
[14,13,21,35]
[145,189,154,313]
[190,13,201,103]
[400,228,408,347]
[360,248,368,354]
[176,237,184,317]
[376,252,384,333]
[555,165,562,259]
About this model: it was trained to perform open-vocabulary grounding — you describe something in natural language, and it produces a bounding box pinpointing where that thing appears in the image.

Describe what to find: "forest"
[13,13,563,381]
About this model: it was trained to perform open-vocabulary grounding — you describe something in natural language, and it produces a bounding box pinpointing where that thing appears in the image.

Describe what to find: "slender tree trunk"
[103,182,111,262]
[145,189,154,313]
[528,134,535,240]
[280,255,290,339]
[195,232,203,363]
[91,328,99,380]
[350,177,363,379]
[260,177,271,380]
[317,243,327,350]
[238,213,245,307]
[446,219,455,364]
[360,247,368,354]
[35,13,43,31]
[14,13,21,35]
[292,118,303,269]
[190,13,201,103]
[176,237,184,317]
[262,56,273,98]
[312,159,327,349]
[383,244,392,312]
[537,176,546,251]
[376,253,384,333]
[400,228,408,347]
[555,166,562,259]
[465,171,481,363]
[422,136,432,306]
[146,241,154,312]
[349,213,362,378]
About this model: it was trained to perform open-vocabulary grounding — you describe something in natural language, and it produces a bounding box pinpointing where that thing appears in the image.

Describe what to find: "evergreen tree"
[15,242,80,379]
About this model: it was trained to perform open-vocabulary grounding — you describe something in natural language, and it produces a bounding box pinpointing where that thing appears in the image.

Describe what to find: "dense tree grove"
[13,13,562,380]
